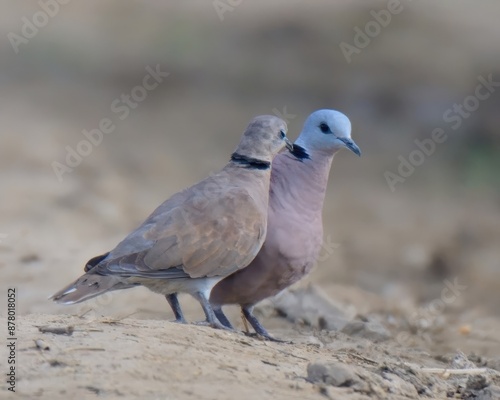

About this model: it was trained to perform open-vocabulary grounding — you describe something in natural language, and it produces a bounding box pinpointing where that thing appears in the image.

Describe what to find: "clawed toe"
[244,331,289,343]
[193,320,235,331]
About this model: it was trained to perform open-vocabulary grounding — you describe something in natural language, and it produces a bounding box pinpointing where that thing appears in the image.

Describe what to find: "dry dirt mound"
[3,313,500,400]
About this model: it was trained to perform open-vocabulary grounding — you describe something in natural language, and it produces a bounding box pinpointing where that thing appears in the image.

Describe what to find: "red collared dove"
[209,109,360,339]
[51,115,293,328]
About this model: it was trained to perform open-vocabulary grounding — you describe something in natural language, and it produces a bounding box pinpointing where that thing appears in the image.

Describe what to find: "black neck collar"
[231,153,271,170]
[290,144,310,161]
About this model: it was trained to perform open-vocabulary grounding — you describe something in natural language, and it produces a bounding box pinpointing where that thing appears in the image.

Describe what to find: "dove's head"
[294,109,360,157]
[233,115,293,163]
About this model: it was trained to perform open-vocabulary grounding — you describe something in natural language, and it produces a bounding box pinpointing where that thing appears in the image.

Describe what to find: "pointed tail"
[50,273,133,305]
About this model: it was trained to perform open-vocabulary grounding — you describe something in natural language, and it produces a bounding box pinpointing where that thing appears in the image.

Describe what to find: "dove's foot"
[214,308,234,329]
[242,306,288,343]
[192,291,235,331]
[165,293,187,324]
[243,331,289,343]
[193,319,234,331]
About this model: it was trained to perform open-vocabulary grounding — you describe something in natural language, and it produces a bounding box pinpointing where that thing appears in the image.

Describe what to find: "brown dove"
[209,109,361,339]
[51,115,293,328]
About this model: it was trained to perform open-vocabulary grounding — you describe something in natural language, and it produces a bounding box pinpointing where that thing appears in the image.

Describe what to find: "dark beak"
[284,137,294,152]
[338,137,361,157]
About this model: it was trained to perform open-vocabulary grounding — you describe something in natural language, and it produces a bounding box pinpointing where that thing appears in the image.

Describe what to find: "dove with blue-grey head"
[209,109,360,338]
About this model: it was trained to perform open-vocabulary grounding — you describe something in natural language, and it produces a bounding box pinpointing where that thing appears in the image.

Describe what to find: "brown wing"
[95,179,266,280]
[143,186,266,278]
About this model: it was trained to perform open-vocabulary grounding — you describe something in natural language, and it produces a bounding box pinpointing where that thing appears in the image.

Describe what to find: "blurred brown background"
[1,0,499,352]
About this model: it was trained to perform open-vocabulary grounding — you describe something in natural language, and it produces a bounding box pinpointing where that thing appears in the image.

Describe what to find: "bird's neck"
[272,147,336,217]
[223,161,272,208]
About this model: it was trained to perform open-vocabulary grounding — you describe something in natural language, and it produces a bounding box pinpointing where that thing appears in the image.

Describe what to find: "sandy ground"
[1,1,500,399]
[2,298,500,400]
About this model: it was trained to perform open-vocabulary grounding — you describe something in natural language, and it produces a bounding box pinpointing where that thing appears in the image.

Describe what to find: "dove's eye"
[280,130,286,139]
[319,123,330,134]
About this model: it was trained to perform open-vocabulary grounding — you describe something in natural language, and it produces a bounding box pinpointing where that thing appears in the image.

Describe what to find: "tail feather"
[50,273,132,305]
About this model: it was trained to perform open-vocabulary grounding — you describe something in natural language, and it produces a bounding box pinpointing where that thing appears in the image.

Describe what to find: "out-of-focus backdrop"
[2,0,499,354]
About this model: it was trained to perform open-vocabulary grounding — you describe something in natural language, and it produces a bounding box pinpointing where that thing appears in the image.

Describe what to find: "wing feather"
[94,173,267,280]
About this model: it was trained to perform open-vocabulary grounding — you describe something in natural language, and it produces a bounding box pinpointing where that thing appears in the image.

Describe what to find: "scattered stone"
[307,362,380,396]
[466,374,490,392]
[34,339,50,351]
[305,359,494,399]
[84,386,102,395]
[307,362,357,387]
[451,351,477,370]
[20,253,41,264]
[468,353,488,367]
[477,386,500,400]
[380,364,450,398]
[459,324,472,335]
[463,376,498,400]
[262,285,355,331]
[341,318,391,342]
[486,358,500,372]
[381,372,419,398]
[48,360,68,367]
[38,325,74,336]
[292,335,324,347]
